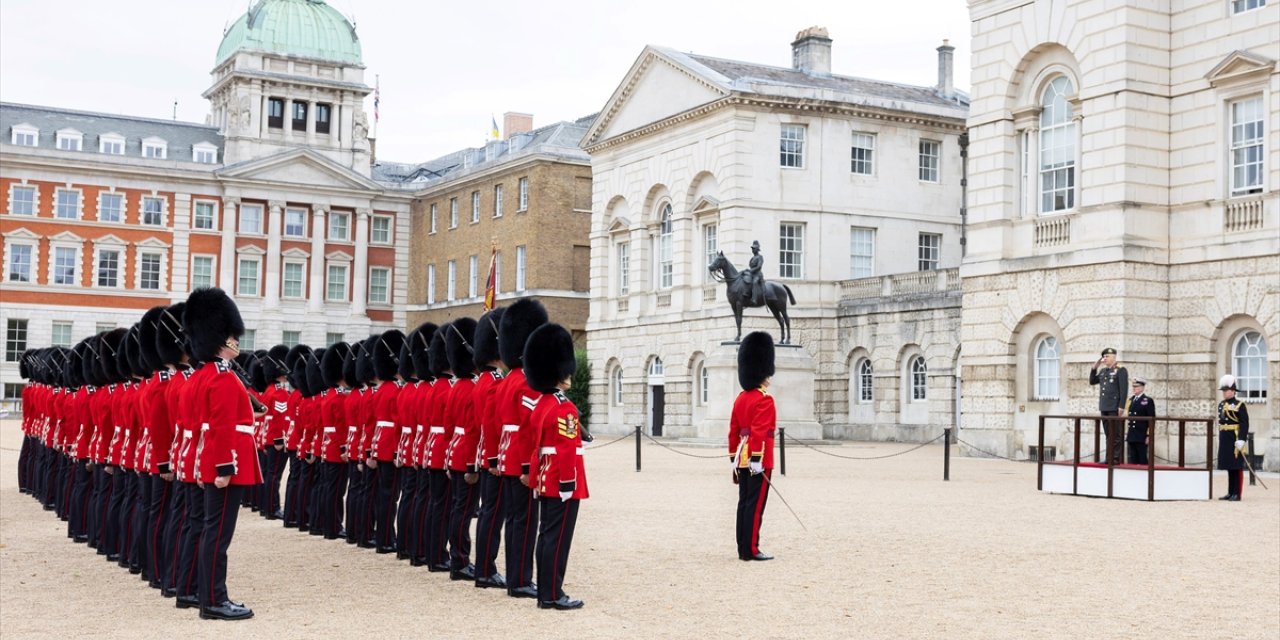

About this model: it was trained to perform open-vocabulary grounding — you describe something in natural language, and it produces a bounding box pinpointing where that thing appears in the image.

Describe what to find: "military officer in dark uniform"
[743,240,765,306]
[1123,377,1155,465]
[1089,347,1128,463]
[1216,375,1250,502]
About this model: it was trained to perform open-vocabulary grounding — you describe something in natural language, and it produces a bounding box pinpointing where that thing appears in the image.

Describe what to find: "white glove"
[748,460,763,475]
[1234,440,1246,451]
[559,491,572,502]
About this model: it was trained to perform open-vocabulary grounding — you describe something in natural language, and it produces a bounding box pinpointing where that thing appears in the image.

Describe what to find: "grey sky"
[0,0,971,163]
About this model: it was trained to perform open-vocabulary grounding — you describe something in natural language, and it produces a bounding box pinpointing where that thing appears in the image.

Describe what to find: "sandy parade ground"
[1,420,1277,640]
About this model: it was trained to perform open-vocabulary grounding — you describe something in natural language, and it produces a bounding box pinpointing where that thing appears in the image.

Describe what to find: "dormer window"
[142,137,168,159]
[56,129,83,151]
[192,142,218,164]
[99,133,125,155]
[10,124,38,147]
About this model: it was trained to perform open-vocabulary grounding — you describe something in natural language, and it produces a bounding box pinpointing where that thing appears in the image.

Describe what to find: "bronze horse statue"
[708,251,796,344]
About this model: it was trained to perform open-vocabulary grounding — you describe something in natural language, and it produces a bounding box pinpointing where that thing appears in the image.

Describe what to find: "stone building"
[963,0,1278,468]
[584,28,969,438]
[383,113,594,340]
[0,0,410,400]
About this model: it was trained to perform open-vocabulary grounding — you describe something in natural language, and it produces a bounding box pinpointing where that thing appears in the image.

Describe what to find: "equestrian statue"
[707,240,796,344]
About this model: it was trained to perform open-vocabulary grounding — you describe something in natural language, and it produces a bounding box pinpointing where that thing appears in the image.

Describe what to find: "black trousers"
[1228,469,1244,497]
[68,459,91,538]
[536,497,580,603]
[147,476,173,584]
[1101,411,1122,463]
[282,452,301,525]
[104,467,126,556]
[411,467,431,559]
[308,459,324,533]
[447,470,478,570]
[473,471,504,579]
[60,454,76,521]
[1127,441,1148,465]
[502,476,539,589]
[396,467,418,553]
[345,461,363,542]
[17,435,31,493]
[88,465,110,548]
[373,462,399,549]
[174,482,205,597]
[736,469,770,559]
[262,447,286,517]
[424,469,452,566]
[317,461,348,538]
[126,470,146,569]
[161,481,187,591]
[198,484,243,607]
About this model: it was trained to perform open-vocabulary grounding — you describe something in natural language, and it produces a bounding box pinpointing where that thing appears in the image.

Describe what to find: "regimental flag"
[490,115,500,140]
[374,76,381,123]
[483,244,497,311]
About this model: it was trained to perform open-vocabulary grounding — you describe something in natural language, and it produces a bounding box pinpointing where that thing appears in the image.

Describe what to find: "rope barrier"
[954,437,1023,462]
[639,432,730,459]
[781,431,945,460]
[583,431,631,451]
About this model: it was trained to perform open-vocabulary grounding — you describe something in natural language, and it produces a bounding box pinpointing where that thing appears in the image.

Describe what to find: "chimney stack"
[937,39,955,99]
[791,26,831,77]
[503,112,533,140]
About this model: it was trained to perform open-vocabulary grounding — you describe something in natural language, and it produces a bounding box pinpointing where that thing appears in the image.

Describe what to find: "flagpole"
[373,74,380,139]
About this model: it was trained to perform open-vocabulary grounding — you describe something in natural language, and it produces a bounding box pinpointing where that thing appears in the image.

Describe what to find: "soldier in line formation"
[16,294,591,613]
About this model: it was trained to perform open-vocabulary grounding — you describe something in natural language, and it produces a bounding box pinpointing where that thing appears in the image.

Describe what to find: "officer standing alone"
[1216,375,1250,502]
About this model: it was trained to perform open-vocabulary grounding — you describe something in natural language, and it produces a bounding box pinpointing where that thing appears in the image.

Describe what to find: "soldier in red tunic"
[182,287,260,621]
[259,344,292,520]
[369,329,407,554]
[524,323,588,610]
[406,324,438,565]
[422,326,455,571]
[137,305,176,591]
[281,344,312,528]
[471,307,507,589]
[319,343,353,538]
[444,317,480,580]
[730,331,776,562]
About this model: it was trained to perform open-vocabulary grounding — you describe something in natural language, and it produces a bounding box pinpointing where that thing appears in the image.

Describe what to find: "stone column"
[265,201,284,305]
[309,207,327,311]
[220,198,238,290]
[285,98,294,140]
[352,208,370,315]
[172,193,192,295]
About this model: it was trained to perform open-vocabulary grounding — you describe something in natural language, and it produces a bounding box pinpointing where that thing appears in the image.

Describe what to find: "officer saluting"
[1089,347,1128,463]
[1216,375,1250,502]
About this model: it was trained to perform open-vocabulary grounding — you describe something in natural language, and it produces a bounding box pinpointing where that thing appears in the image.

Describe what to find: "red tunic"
[472,370,504,472]
[356,387,376,462]
[90,385,116,464]
[263,383,290,447]
[192,360,262,485]
[284,389,304,452]
[527,391,588,500]
[144,371,174,474]
[445,376,478,472]
[495,368,539,477]
[395,381,420,465]
[371,381,402,462]
[424,378,454,470]
[176,368,203,483]
[728,388,777,470]
[320,389,347,463]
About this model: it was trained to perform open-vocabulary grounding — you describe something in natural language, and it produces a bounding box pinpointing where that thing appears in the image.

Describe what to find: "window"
[850,227,875,278]
[617,242,630,295]
[192,256,215,290]
[315,103,332,134]
[142,139,167,159]
[494,184,504,217]
[494,252,502,293]
[326,264,348,301]
[851,132,875,175]
[326,332,344,346]
[193,144,217,164]
[51,322,73,348]
[1232,0,1266,12]
[780,124,806,168]
[429,204,438,233]
[1229,96,1264,196]
[328,212,350,241]
[909,356,927,401]
[9,186,35,215]
[918,140,940,182]
[369,267,390,304]
[5,319,27,362]
[918,233,940,271]
[1034,337,1061,401]
[239,203,263,234]
[99,134,124,155]
[56,130,82,151]
[449,198,458,229]
[471,191,481,223]
[292,101,307,132]
[237,257,260,297]
[193,201,217,230]
[55,189,80,219]
[515,246,527,292]
[282,262,304,298]
[139,252,162,290]
[11,126,37,147]
[779,223,804,279]
[284,208,307,237]
[426,264,436,304]
[371,215,391,244]
[96,249,120,287]
[658,204,673,289]
[3,383,22,401]
[612,368,624,406]
[267,98,284,129]
[53,247,77,285]
[282,330,301,348]
[857,359,873,403]
[1233,331,1268,401]
[699,364,709,405]
[447,260,457,301]
[141,197,164,226]
[7,243,33,282]
[1040,76,1076,213]
[518,177,529,211]
[703,224,718,276]
[95,322,116,334]
[99,193,124,223]
[468,255,478,298]
[240,329,256,352]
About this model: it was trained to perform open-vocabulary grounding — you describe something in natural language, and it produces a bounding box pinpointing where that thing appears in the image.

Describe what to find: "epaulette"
[396,380,406,388]
[158,370,172,382]
[554,390,568,404]
[215,360,231,373]
[182,369,195,380]
[757,387,769,396]
[493,370,505,380]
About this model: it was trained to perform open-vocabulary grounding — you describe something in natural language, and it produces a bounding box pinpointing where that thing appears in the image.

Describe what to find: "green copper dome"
[215,0,362,66]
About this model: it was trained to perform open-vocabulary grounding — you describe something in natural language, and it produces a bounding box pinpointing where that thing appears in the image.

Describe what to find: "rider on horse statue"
[744,241,765,306]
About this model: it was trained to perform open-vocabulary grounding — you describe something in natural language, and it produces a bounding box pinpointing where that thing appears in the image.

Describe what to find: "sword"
[1239,449,1269,490]
[737,467,807,532]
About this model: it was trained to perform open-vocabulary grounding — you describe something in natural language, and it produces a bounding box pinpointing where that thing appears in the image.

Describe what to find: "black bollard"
[943,427,951,481]
[635,426,641,473]
[1248,433,1256,486]
[778,427,786,476]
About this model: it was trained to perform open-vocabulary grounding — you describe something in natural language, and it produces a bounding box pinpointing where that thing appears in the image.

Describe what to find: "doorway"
[648,356,665,436]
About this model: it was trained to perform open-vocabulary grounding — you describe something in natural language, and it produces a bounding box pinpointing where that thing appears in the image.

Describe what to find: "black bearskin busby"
[323,342,351,387]
[737,331,775,391]
[446,317,478,379]
[18,349,32,380]
[428,324,451,378]
[82,337,105,387]
[65,344,85,389]
[182,287,244,363]
[306,348,328,396]
[286,345,313,394]
[356,336,378,385]
[343,343,362,389]
[397,335,417,381]
[408,323,437,382]
[498,298,547,369]
[137,306,166,372]
[373,329,405,381]
[473,307,504,370]
[248,356,268,393]
[99,328,127,385]
[155,302,187,366]
[523,323,576,394]
[263,344,291,381]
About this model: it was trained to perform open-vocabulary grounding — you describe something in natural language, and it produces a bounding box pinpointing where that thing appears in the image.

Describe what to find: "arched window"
[658,204,673,289]
[1039,76,1076,214]
[1233,331,1268,401]
[649,356,664,377]
[857,358,873,403]
[909,356,927,401]
[1033,336,1060,401]
[698,363,709,406]
[612,368,624,406]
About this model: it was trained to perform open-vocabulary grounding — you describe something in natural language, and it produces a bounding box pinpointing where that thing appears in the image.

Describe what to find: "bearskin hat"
[1219,374,1238,391]
[498,298,548,369]
[737,331,775,391]
[428,324,451,378]
[136,306,166,372]
[64,343,84,389]
[124,326,151,379]
[98,328,127,384]
[408,323,437,382]
[154,303,187,366]
[263,345,291,380]
[81,338,103,387]
[397,334,417,381]
[117,328,137,380]
[183,288,244,363]
[306,347,328,396]
[248,356,268,393]
[523,323,575,394]
[323,342,351,387]
[446,318,478,379]
[285,344,312,393]
[373,329,405,381]
[343,343,362,389]
[18,349,32,379]
[356,336,378,384]
[473,308,504,370]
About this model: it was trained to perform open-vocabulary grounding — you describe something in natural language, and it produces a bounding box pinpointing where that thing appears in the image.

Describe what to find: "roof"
[216,0,362,66]
[0,102,224,163]
[372,113,596,188]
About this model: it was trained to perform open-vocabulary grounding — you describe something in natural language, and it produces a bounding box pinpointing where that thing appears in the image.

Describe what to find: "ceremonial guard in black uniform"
[1216,375,1250,501]
[1123,377,1155,465]
[1089,347,1128,463]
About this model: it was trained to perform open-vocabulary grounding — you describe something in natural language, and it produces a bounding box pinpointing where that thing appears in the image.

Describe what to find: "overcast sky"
[0,0,971,163]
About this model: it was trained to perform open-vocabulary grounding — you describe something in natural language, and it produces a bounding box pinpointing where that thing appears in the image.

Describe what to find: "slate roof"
[0,102,224,164]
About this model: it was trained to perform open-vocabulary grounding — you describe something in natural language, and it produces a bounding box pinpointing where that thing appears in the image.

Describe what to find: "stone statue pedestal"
[696,341,822,440]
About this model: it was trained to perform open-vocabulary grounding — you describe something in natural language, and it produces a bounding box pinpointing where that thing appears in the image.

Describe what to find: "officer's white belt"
[454,427,465,435]
[401,427,412,434]
[182,429,193,438]
[235,424,254,435]
[539,447,584,455]
[429,426,445,434]
[323,427,337,433]
[375,421,395,428]
[502,424,519,432]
